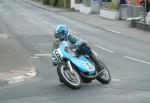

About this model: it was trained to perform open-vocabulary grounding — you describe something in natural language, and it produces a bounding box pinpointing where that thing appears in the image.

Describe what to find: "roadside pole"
[144,0,147,25]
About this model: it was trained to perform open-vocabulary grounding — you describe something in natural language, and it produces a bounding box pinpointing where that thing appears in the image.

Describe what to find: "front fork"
[66,61,74,73]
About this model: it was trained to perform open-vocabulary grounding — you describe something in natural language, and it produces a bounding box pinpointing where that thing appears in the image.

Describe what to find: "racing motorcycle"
[51,41,111,89]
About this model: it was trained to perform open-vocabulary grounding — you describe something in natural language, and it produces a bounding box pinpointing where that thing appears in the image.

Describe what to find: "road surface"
[0,0,150,103]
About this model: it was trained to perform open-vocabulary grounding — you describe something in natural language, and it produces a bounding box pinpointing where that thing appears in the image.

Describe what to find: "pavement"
[0,33,36,84]
[24,0,150,42]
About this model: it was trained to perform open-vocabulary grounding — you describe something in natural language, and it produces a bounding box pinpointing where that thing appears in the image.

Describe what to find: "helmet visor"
[55,32,62,38]
[55,32,65,40]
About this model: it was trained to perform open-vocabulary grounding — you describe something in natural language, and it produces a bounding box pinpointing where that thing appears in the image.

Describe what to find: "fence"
[126,4,143,18]
[101,3,143,19]
[82,0,91,7]
[118,4,143,20]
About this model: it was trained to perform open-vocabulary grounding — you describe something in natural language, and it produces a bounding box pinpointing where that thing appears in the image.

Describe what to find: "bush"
[129,0,137,5]
[55,0,70,8]
[82,0,91,7]
[103,1,119,10]
[56,0,64,7]
[42,0,49,5]
[41,0,70,8]
[32,0,42,2]
[49,0,57,6]
[63,0,70,8]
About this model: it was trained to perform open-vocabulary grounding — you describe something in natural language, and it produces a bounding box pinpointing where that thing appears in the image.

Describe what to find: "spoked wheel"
[57,64,81,89]
[96,60,111,84]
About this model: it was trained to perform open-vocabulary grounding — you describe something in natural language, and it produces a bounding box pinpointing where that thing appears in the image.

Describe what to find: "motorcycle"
[51,41,111,89]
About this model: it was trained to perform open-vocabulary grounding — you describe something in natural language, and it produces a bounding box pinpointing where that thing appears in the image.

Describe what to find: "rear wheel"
[96,60,111,84]
[57,64,81,89]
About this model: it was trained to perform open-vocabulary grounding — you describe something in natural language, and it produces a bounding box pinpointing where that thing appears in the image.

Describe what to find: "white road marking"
[123,56,150,65]
[94,44,114,53]
[105,29,120,34]
[7,76,25,84]
[112,78,121,82]
[34,54,51,57]
[7,69,36,84]
[26,69,37,77]
[31,56,39,59]
[0,34,8,39]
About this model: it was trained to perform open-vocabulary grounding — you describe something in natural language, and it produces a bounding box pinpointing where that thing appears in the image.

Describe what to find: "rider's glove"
[72,44,78,49]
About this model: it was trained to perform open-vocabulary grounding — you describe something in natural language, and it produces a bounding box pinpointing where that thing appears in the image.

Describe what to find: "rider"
[52,24,103,72]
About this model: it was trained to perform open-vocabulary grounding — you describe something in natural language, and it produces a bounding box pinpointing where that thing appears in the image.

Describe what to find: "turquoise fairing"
[59,42,96,75]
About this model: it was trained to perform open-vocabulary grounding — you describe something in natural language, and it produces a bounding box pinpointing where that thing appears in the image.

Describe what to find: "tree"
[43,0,49,5]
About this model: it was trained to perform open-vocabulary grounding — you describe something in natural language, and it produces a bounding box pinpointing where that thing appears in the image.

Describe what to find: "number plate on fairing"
[83,62,95,71]
[51,49,63,63]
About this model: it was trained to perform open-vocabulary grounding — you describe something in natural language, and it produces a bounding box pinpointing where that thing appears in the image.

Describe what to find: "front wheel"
[96,60,111,84]
[57,64,81,89]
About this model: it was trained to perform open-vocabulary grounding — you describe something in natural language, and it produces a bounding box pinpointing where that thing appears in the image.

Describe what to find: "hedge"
[49,0,57,6]
[42,0,49,5]
[38,0,70,8]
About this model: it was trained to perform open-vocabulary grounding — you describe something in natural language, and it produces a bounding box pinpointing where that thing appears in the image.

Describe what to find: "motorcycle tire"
[57,64,81,89]
[96,60,111,84]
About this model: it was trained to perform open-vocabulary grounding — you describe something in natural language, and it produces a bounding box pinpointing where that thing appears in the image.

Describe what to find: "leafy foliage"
[82,0,91,7]
[42,0,49,5]
[102,1,120,10]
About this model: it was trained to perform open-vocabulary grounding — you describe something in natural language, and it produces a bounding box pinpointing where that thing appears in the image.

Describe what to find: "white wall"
[71,0,80,10]
[71,0,75,8]
[100,9,119,20]
[80,4,92,14]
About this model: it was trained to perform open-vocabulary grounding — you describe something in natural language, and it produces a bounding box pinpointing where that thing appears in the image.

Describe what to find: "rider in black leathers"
[52,25,103,72]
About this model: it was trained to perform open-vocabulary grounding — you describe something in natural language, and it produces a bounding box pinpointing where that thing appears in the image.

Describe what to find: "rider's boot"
[91,55,104,73]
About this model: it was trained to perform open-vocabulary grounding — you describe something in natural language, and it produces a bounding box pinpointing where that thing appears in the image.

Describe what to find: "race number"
[83,62,95,70]
[51,49,63,62]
